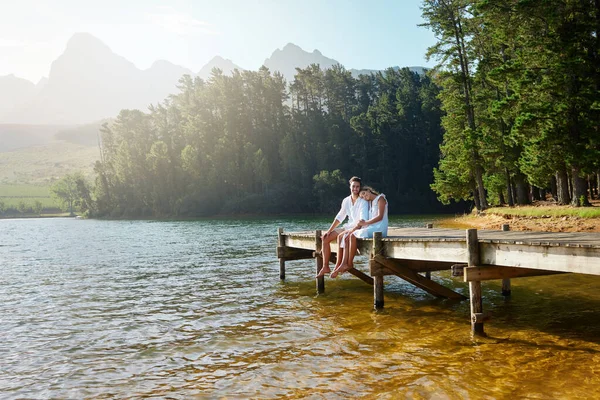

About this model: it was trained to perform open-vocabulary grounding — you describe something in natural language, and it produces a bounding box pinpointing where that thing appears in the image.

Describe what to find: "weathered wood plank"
[347,268,374,285]
[278,228,285,280]
[315,230,324,294]
[372,255,466,300]
[276,246,314,260]
[467,229,485,336]
[479,242,600,275]
[464,265,566,282]
[373,232,384,309]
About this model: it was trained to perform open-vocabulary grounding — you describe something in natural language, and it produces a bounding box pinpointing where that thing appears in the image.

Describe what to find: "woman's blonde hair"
[360,185,380,196]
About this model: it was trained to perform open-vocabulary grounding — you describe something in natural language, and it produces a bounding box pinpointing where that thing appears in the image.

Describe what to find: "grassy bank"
[0,184,59,208]
[438,201,600,233]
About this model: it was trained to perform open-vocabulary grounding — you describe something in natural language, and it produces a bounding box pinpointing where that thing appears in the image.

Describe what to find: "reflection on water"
[1,216,600,399]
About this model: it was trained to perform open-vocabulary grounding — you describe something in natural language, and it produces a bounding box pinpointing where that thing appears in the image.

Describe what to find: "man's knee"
[323,230,341,243]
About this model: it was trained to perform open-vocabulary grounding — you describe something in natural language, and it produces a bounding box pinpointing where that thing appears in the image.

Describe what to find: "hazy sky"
[1,0,437,83]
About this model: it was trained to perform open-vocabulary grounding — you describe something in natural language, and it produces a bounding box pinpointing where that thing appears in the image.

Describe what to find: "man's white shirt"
[335,195,369,229]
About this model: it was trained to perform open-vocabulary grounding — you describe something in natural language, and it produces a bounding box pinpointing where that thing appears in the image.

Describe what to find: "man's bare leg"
[316,230,339,278]
[331,234,351,278]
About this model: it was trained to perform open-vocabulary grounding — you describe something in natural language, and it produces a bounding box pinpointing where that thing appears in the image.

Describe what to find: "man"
[316,176,369,278]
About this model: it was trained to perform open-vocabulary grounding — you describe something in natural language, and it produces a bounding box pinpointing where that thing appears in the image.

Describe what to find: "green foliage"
[90,65,448,217]
[50,172,90,216]
[313,170,347,213]
[17,200,29,214]
[33,200,43,215]
[422,0,600,209]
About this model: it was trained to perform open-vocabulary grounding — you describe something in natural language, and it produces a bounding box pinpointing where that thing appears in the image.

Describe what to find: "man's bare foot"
[316,267,331,278]
[330,264,346,278]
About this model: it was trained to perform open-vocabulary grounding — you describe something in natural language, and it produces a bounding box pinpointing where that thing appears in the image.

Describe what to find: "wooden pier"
[276,226,600,335]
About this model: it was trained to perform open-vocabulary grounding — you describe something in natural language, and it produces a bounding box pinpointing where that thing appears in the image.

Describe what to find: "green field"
[0,184,59,209]
[0,140,99,185]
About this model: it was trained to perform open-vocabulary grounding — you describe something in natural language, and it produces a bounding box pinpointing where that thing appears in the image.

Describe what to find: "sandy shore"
[439,212,600,233]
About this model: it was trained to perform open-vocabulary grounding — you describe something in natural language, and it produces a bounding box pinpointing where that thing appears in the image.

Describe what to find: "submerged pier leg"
[425,223,433,279]
[315,230,325,294]
[278,227,285,280]
[373,232,384,309]
[467,229,485,336]
[501,224,511,296]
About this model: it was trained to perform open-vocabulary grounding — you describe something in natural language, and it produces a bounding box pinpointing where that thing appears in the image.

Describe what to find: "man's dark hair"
[349,176,361,185]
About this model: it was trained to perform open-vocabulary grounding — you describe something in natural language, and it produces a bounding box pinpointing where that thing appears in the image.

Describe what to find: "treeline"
[83,65,450,218]
[422,0,600,209]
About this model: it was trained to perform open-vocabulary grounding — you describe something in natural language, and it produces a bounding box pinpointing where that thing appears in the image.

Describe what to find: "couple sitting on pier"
[317,176,389,278]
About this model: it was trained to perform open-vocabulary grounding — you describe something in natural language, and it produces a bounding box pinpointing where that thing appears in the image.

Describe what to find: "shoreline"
[438,212,600,233]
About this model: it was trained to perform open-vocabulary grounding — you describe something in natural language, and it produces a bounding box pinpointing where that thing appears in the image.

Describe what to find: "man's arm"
[323,198,348,238]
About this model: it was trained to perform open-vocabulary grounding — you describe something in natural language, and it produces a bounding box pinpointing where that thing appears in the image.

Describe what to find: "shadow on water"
[278,258,600,347]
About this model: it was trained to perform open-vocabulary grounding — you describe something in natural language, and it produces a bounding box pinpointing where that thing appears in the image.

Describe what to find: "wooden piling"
[467,229,485,335]
[501,224,511,296]
[425,224,433,279]
[315,230,324,294]
[425,224,433,278]
[373,231,384,309]
[278,227,285,280]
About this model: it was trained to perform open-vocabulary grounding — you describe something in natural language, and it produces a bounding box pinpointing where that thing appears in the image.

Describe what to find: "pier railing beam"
[278,228,285,280]
[315,230,325,294]
[467,229,485,336]
[373,232,384,309]
[501,224,511,296]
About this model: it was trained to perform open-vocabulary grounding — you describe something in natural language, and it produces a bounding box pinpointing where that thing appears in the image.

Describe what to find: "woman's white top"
[354,193,388,238]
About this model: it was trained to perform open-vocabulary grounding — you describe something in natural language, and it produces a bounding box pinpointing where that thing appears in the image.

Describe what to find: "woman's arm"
[362,197,386,226]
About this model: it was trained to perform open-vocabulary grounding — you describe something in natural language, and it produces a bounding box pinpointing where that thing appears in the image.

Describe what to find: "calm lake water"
[2,216,600,399]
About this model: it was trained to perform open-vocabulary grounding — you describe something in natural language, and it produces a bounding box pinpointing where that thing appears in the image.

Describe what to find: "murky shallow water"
[1,217,600,399]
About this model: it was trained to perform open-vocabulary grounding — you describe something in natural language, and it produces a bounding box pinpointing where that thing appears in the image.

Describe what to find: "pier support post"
[425,224,433,279]
[467,229,485,336]
[278,227,285,280]
[315,230,325,294]
[501,224,511,296]
[373,232,384,309]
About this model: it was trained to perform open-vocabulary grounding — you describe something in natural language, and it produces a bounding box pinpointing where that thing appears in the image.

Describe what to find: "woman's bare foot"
[316,267,331,278]
[337,263,353,275]
[330,263,348,278]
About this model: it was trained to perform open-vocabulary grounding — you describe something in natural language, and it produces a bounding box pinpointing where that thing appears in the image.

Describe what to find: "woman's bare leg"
[346,234,358,269]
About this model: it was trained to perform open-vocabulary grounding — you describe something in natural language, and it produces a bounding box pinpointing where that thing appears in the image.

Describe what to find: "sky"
[0,0,438,83]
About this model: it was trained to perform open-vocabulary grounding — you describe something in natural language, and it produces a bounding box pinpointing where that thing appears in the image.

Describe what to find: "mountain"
[1,33,427,125]
[263,42,428,82]
[0,75,37,119]
[263,43,339,82]
[198,56,243,80]
[4,33,197,125]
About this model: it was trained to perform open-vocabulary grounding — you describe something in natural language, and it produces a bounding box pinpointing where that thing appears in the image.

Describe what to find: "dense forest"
[82,65,447,217]
[64,0,598,218]
[422,0,599,209]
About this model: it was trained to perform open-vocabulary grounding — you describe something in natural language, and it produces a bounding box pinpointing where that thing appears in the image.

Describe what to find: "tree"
[51,173,84,216]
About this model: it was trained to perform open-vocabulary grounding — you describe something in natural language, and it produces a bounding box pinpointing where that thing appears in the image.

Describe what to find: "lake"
[1,216,600,399]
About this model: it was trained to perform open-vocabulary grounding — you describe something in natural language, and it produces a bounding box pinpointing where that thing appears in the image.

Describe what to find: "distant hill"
[1,33,427,125]
[0,140,99,184]
[0,75,37,119]
[263,42,428,82]
[54,120,110,146]
[263,43,339,82]
[0,124,72,152]
[198,56,243,80]
[4,33,197,125]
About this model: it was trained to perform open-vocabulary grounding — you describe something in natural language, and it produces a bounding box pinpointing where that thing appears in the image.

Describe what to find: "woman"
[330,186,388,278]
